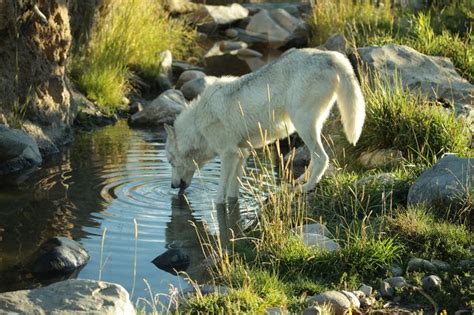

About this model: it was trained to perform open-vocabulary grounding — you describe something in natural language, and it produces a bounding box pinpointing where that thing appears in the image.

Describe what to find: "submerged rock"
[0,125,42,175]
[27,237,89,274]
[0,279,135,315]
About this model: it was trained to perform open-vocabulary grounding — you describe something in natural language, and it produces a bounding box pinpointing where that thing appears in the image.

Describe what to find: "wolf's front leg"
[215,153,240,204]
[226,149,250,200]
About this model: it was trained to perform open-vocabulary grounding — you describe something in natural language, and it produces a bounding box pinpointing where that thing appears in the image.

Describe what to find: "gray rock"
[204,42,263,76]
[218,40,248,52]
[302,306,322,315]
[172,62,205,79]
[225,28,239,38]
[0,279,135,314]
[360,296,375,307]
[358,284,373,297]
[390,263,404,276]
[241,2,311,18]
[129,89,188,127]
[180,76,219,100]
[236,48,263,58]
[341,290,360,308]
[27,237,89,274]
[384,276,408,289]
[458,259,472,270]
[152,248,190,274]
[379,281,394,297]
[422,275,442,291]
[246,10,291,49]
[408,155,474,208]
[431,259,451,271]
[292,223,331,237]
[194,4,249,33]
[301,233,339,252]
[358,44,474,131]
[358,149,403,169]
[0,125,42,175]
[407,258,437,272]
[355,173,399,188]
[323,33,348,54]
[307,291,351,315]
[176,70,206,89]
[285,145,311,166]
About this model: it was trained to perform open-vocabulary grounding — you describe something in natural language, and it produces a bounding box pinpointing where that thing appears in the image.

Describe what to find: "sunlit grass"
[70,0,200,111]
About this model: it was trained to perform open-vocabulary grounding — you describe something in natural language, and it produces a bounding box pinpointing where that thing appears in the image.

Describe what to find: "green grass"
[70,0,200,111]
[355,72,471,164]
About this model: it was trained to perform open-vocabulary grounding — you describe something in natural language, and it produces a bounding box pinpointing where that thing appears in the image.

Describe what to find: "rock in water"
[0,279,135,315]
[27,237,89,274]
[0,125,42,175]
[152,248,190,274]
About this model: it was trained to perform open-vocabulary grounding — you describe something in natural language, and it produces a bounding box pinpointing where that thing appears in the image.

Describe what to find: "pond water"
[0,121,272,306]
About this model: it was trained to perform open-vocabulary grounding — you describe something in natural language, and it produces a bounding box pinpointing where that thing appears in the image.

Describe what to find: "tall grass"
[70,0,200,111]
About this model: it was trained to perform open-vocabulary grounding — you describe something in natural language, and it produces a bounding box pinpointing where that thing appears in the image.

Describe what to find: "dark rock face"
[0,1,75,163]
[27,237,90,274]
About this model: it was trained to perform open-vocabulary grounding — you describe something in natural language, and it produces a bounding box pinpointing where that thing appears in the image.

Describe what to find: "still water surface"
[0,121,269,304]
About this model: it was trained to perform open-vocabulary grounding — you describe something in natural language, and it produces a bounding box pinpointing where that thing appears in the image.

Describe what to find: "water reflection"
[0,121,263,302]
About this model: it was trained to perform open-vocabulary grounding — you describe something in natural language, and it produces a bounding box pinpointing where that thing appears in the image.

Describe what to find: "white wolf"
[165,48,365,204]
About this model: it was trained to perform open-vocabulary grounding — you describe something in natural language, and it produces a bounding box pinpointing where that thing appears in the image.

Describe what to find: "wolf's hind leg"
[291,114,329,192]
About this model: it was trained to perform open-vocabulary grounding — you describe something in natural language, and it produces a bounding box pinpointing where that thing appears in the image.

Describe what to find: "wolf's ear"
[164,124,175,141]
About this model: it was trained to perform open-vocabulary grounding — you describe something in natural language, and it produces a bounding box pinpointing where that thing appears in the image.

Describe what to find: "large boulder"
[27,236,90,274]
[129,89,188,127]
[0,1,75,165]
[408,155,473,208]
[0,125,42,175]
[245,9,308,49]
[0,279,135,315]
[358,44,474,129]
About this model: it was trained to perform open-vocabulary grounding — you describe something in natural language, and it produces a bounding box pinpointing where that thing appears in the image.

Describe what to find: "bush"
[70,0,200,110]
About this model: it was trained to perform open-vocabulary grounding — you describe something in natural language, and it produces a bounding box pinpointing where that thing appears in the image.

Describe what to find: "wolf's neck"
[174,107,214,163]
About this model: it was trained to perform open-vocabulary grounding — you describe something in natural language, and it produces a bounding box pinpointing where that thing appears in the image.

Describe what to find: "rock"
[390,263,404,277]
[265,307,287,315]
[455,310,473,315]
[431,259,451,271]
[129,89,188,127]
[308,291,351,315]
[228,28,270,48]
[301,233,339,252]
[352,290,365,300]
[180,76,219,100]
[408,155,474,208]
[323,33,349,54]
[72,89,117,128]
[242,3,311,18]
[160,50,173,80]
[355,172,399,188]
[176,70,207,89]
[204,43,263,76]
[379,281,394,297]
[152,248,190,274]
[285,145,311,166]
[360,296,375,307]
[358,44,474,130]
[158,73,173,92]
[172,62,205,79]
[358,149,403,169]
[219,40,248,52]
[292,223,331,237]
[225,28,239,38]
[384,276,408,289]
[422,275,442,291]
[27,237,90,274]
[246,10,291,49]
[458,259,472,270]
[0,125,42,175]
[302,306,322,315]
[0,279,135,314]
[129,101,144,115]
[181,285,229,297]
[358,284,373,297]
[407,258,437,273]
[341,291,360,308]
[164,0,200,14]
[194,4,249,33]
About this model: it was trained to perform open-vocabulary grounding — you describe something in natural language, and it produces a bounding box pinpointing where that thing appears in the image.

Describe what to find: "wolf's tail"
[333,54,365,145]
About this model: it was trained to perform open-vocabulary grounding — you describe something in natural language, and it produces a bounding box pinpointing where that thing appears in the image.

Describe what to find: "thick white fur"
[165,48,365,204]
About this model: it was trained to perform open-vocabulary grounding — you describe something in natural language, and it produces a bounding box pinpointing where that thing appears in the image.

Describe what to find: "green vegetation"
[70,0,200,112]
[309,0,473,82]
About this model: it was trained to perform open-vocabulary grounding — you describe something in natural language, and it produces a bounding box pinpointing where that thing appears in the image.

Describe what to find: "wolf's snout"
[171,179,187,189]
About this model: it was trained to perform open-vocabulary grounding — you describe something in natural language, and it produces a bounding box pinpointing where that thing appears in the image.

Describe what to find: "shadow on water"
[0,121,266,304]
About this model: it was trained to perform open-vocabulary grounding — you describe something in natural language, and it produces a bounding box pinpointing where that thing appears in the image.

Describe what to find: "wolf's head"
[164,124,197,192]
